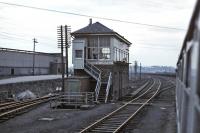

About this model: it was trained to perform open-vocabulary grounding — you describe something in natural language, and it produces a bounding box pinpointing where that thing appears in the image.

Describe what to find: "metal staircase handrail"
[84,60,102,102]
[95,74,101,101]
[84,60,101,80]
[105,72,112,103]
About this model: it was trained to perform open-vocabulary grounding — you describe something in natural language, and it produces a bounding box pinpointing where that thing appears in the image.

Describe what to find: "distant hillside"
[129,65,176,74]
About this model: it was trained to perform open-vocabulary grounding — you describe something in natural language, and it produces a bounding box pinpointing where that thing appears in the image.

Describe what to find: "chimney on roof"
[89,18,92,25]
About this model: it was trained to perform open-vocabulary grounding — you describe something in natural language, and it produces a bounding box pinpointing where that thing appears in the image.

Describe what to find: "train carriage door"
[72,40,85,69]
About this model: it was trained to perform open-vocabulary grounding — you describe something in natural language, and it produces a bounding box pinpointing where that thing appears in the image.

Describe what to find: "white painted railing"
[95,74,101,101]
[105,72,112,103]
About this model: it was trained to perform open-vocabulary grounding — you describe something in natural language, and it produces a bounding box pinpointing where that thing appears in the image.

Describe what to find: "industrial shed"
[0,47,63,76]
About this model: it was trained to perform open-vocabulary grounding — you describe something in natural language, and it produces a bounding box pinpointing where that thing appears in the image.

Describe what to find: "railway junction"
[0,75,176,133]
[1,0,199,132]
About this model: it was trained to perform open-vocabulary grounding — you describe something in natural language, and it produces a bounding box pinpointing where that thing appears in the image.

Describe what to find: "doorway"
[11,68,15,75]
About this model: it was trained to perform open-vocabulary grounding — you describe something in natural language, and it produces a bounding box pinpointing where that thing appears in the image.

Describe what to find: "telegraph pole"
[32,38,38,75]
[64,25,71,77]
[58,26,65,93]
[134,61,138,79]
[140,63,142,80]
[57,25,71,93]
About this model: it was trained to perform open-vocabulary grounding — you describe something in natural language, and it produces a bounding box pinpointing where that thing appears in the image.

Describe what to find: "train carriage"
[176,1,200,133]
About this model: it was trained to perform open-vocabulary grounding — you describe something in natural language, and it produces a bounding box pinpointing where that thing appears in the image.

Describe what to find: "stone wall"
[0,79,62,100]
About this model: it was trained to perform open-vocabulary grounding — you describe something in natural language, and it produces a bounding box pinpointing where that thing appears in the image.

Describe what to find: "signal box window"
[75,50,83,58]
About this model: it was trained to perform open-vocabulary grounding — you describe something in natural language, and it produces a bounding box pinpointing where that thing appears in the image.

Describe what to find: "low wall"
[0,79,62,100]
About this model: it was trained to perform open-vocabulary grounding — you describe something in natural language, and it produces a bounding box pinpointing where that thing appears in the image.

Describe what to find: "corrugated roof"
[71,22,132,45]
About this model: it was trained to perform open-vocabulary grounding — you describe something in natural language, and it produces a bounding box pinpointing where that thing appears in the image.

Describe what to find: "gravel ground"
[124,103,176,133]
[122,78,177,133]
[0,102,122,133]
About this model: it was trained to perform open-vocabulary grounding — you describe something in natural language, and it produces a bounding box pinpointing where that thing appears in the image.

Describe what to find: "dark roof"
[71,22,132,45]
[0,47,60,56]
[72,22,114,34]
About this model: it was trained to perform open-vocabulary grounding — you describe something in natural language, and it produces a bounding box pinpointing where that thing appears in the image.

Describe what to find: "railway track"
[121,79,176,132]
[80,78,161,133]
[0,101,16,108]
[121,78,153,102]
[0,95,56,122]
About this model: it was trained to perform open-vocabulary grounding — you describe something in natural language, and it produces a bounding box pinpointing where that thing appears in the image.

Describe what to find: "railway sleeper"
[110,114,131,117]
[91,129,114,132]
[108,116,128,120]
[99,124,121,127]
[94,126,119,129]
[94,126,119,130]
[93,127,117,131]
[103,121,124,125]
[114,112,135,116]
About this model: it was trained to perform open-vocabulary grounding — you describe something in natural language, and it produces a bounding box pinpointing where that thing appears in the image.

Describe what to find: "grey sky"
[0,0,197,67]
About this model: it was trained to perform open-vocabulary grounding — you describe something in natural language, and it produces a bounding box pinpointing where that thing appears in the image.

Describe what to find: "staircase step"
[98,95,106,97]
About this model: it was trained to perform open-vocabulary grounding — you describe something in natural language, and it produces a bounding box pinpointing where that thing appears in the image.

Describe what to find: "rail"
[105,72,112,103]
[0,95,55,121]
[114,80,161,132]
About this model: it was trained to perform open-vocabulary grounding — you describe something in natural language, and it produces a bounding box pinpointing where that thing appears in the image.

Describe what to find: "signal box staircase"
[84,61,112,103]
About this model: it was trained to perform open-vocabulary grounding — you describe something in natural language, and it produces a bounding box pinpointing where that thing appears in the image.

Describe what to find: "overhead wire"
[0,1,185,52]
[0,1,186,31]
[135,45,179,51]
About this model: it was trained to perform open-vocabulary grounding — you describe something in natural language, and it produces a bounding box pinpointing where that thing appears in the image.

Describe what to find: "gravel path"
[0,102,122,133]
[122,78,176,133]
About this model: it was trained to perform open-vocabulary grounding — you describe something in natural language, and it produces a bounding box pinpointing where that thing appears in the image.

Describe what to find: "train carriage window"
[183,53,188,84]
[186,48,192,88]
[180,59,184,81]
[178,63,181,78]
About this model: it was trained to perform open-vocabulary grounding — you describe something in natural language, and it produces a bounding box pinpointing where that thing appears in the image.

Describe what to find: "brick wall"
[95,62,129,101]
[112,62,129,100]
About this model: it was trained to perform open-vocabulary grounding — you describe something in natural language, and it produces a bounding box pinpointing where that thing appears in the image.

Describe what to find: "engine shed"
[70,19,132,102]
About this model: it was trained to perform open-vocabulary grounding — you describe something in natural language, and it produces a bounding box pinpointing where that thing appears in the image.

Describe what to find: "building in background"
[0,47,64,76]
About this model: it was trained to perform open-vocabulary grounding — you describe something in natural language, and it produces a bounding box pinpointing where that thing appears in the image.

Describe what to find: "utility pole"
[32,38,38,75]
[134,61,138,79]
[57,26,65,93]
[64,25,71,77]
[131,65,133,80]
[57,25,71,93]
[140,63,142,80]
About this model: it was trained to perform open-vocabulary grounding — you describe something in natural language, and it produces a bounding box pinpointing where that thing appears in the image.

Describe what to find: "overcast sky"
[0,0,197,67]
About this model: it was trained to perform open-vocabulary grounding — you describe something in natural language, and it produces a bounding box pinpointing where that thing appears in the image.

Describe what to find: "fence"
[50,92,94,108]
